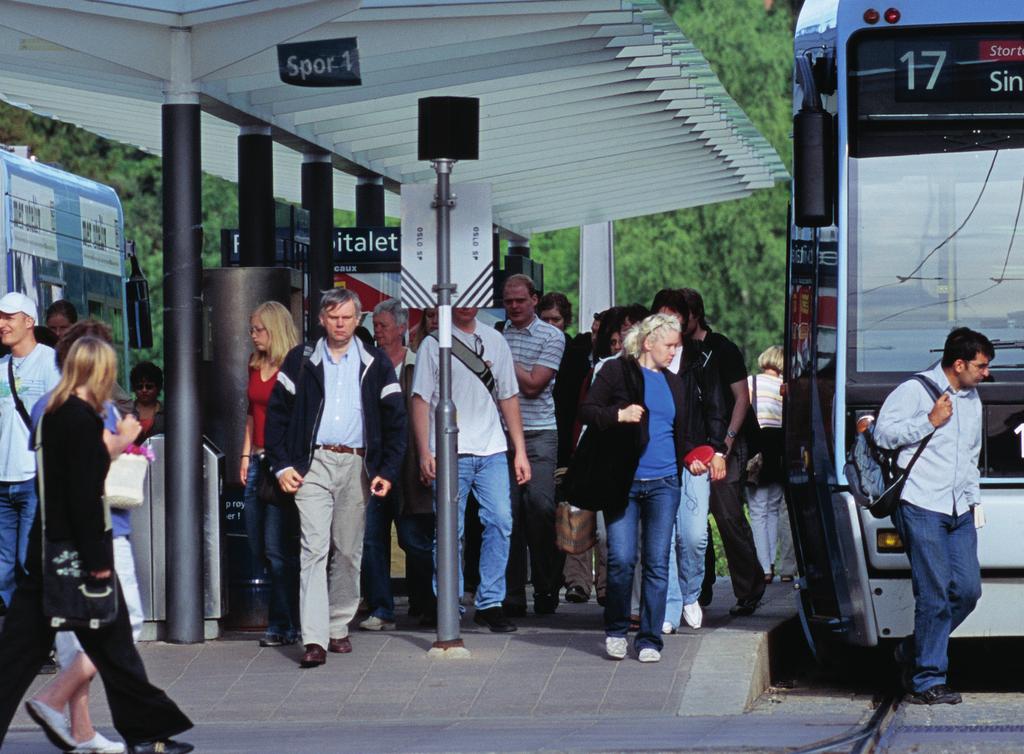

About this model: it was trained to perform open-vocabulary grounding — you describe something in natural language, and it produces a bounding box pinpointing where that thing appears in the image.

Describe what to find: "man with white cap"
[0,292,59,616]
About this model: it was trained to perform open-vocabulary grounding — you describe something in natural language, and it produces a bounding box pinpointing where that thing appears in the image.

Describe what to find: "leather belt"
[315,443,365,457]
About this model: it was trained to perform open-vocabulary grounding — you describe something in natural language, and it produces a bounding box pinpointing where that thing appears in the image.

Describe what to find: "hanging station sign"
[277,37,361,87]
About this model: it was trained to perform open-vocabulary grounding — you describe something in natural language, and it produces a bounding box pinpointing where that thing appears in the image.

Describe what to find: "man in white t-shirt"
[0,292,60,614]
[411,307,530,632]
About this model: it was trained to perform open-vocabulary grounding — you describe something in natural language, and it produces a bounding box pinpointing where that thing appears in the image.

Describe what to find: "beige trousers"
[294,450,369,648]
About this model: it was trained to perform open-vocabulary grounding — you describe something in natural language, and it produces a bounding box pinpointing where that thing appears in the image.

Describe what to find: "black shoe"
[534,593,558,615]
[473,607,517,633]
[502,601,527,618]
[564,585,588,604]
[128,739,194,754]
[596,594,606,607]
[905,684,962,705]
[729,598,759,616]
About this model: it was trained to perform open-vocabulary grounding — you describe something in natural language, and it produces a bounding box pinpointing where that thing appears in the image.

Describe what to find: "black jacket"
[685,329,753,450]
[570,357,710,512]
[264,338,407,482]
[30,396,112,575]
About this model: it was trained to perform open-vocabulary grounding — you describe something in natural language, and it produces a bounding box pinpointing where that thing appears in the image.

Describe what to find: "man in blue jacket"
[265,289,406,668]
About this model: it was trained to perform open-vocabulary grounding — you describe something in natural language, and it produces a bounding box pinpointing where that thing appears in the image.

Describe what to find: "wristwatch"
[726,429,738,440]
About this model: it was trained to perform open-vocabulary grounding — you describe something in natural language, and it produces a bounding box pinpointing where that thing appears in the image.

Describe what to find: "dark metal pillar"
[238,126,275,267]
[302,152,334,339]
[508,239,530,257]
[355,174,385,226]
[162,101,205,644]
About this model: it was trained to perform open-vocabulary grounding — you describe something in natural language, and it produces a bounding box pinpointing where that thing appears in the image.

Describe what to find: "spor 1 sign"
[277,38,361,87]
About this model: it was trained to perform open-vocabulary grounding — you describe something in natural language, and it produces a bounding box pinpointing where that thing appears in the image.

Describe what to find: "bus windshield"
[848,26,1024,376]
[850,148,1024,375]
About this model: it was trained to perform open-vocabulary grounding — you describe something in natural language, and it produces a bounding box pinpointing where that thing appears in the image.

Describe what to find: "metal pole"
[302,152,334,341]
[162,101,205,644]
[237,125,275,267]
[432,158,462,649]
[355,174,385,227]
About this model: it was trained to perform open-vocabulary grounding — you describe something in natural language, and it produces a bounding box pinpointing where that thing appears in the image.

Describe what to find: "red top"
[247,366,278,448]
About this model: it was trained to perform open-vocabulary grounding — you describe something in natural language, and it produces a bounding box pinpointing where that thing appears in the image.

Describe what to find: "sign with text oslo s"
[277,38,360,87]
[333,227,400,273]
[400,184,492,309]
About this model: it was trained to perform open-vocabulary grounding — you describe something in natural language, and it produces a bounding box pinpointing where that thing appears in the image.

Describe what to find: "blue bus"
[787,0,1024,648]
[0,148,128,355]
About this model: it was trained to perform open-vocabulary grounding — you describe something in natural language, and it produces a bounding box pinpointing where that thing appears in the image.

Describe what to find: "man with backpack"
[874,327,992,705]
[410,306,530,632]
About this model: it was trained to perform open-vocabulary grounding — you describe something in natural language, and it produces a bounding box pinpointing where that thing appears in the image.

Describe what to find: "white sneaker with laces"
[661,621,676,635]
[605,636,628,660]
[638,648,661,663]
[682,602,703,629]
[71,730,126,753]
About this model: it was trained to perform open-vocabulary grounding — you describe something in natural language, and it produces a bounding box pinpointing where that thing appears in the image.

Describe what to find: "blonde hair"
[249,301,299,370]
[622,313,681,360]
[758,345,784,373]
[46,337,117,415]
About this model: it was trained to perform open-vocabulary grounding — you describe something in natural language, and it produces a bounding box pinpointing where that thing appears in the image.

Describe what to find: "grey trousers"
[294,450,369,648]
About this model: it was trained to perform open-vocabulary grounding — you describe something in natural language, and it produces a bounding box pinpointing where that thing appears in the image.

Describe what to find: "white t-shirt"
[0,343,60,481]
[412,320,518,457]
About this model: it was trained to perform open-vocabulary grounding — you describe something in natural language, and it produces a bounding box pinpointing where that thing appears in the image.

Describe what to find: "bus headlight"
[876,529,904,552]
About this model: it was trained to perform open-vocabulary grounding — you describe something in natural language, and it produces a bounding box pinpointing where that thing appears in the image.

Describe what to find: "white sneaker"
[25,699,75,750]
[605,636,628,660]
[682,602,703,629]
[638,647,661,663]
[661,621,676,635]
[359,615,396,631]
[72,731,126,753]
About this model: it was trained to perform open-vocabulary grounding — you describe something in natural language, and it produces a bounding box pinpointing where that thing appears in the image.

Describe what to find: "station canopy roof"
[0,0,787,237]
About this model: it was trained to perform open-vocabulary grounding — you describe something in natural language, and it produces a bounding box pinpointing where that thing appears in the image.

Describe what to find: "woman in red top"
[240,301,300,647]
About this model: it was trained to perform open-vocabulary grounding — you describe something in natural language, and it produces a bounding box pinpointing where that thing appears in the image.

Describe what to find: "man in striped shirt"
[502,274,566,615]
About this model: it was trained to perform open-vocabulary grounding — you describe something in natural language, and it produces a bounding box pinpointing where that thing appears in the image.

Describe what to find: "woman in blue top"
[579,314,725,663]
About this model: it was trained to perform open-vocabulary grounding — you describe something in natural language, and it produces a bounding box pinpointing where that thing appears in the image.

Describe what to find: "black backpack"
[843,374,943,519]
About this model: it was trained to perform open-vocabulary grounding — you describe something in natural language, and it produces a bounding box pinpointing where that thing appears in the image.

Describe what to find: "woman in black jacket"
[0,337,193,754]
[579,314,725,663]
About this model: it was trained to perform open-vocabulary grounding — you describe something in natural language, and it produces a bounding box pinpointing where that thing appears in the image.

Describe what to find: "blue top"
[635,367,677,480]
[316,340,364,447]
[31,394,131,537]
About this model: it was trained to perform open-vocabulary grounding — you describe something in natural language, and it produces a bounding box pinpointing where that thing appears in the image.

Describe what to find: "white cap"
[0,292,39,322]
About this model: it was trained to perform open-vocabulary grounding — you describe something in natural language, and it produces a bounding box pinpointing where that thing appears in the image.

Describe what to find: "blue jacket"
[264,338,407,483]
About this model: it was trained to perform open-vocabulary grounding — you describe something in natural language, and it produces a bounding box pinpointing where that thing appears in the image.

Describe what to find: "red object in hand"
[683,445,716,466]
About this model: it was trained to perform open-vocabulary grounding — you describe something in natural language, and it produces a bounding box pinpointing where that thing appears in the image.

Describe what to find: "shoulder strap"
[429,332,498,401]
[912,374,943,402]
[8,357,33,430]
[897,375,944,475]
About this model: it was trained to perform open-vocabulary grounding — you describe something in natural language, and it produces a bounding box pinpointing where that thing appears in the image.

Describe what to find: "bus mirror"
[125,240,153,349]
[793,109,835,227]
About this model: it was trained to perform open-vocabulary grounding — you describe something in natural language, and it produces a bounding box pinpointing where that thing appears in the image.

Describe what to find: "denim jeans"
[0,479,37,608]
[434,452,512,611]
[363,491,435,621]
[243,458,300,638]
[892,504,978,692]
[665,469,711,625]
[892,502,981,693]
[605,475,681,652]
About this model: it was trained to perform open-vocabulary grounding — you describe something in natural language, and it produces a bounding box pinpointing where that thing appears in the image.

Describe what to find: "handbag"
[104,453,149,510]
[555,501,596,555]
[256,452,294,506]
[36,417,119,630]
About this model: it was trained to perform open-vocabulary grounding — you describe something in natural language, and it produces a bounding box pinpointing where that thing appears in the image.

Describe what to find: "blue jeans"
[665,469,711,625]
[0,479,37,608]
[605,475,681,651]
[892,502,981,693]
[243,458,300,638]
[434,452,512,610]
[363,492,435,621]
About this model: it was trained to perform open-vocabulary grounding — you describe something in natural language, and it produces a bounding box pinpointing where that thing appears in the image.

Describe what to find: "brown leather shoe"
[328,636,352,654]
[300,644,326,668]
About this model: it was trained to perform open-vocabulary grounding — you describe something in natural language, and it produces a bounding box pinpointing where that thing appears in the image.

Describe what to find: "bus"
[0,148,129,357]
[787,0,1024,650]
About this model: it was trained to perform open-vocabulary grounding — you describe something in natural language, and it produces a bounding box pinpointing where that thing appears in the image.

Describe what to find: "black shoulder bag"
[8,357,33,430]
[36,416,119,630]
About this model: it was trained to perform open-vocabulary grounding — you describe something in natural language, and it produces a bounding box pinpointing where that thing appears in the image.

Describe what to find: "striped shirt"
[503,315,564,430]
[748,373,782,429]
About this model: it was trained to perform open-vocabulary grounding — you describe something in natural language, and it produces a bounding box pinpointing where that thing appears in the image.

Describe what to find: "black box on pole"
[418,97,479,161]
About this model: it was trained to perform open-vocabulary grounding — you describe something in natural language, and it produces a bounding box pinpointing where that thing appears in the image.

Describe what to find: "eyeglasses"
[968,360,991,370]
[249,325,267,335]
[472,334,484,357]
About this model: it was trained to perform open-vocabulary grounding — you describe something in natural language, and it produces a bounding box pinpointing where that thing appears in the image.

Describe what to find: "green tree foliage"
[532,0,795,368]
